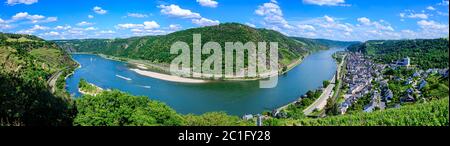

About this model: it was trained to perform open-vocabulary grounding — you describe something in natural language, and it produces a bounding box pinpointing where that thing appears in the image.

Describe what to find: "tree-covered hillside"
[54,23,328,68]
[0,33,77,126]
[347,38,449,69]
[291,37,360,48]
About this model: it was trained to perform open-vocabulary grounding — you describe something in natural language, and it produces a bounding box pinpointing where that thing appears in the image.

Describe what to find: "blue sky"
[0,0,448,41]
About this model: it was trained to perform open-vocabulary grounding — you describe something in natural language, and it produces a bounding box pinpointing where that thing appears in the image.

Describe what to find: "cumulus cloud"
[169,24,182,30]
[426,6,436,11]
[7,12,57,24]
[116,21,160,30]
[245,22,256,27]
[192,18,220,26]
[302,0,350,6]
[88,15,94,19]
[54,25,71,30]
[6,0,37,5]
[77,21,94,26]
[16,24,49,34]
[297,24,315,31]
[158,4,201,19]
[417,20,448,29]
[93,6,107,15]
[158,4,219,26]
[438,0,449,6]
[98,30,116,34]
[127,13,149,18]
[41,31,60,36]
[255,1,292,29]
[197,0,218,8]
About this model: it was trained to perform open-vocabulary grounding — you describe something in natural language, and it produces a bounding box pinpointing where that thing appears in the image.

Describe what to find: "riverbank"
[129,68,207,83]
[273,51,345,116]
[72,52,307,83]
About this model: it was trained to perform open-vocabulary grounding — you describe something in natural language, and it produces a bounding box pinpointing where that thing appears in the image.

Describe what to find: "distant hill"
[347,38,449,69]
[1,33,77,126]
[291,37,360,48]
[54,23,328,68]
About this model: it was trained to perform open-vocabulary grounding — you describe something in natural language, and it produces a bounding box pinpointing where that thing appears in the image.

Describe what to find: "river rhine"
[66,49,341,115]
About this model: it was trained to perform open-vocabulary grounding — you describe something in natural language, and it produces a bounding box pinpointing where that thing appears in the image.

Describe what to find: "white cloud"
[437,11,449,16]
[158,4,219,26]
[192,18,219,26]
[255,1,292,29]
[116,21,160,30]
[93,6,107,15]
[42,31,60,36]
[407,13,429,19]
[8,12,57,24]
[357,17,371,25]
[54,25,71,30]
[143,21,160,29]
[169,24,182,30]
[197,0,218,8]
[127,13,149,18]
[417,20,447,29]
[302,0,349,6]
[84,27,97,31]
[116,23,143,29]
[98,30,116,34]
[0,24,13,30]
[158,4,201,19]
[6,0,37,5]
[426,6,436,11]
[77,21,94,26]
[438,0,449,6]
[12,12,43,21]
[245,22,256,27]
[297,24,315,31]
[88,15,94,19]
[16,24,49,34]
[324,15,334,22]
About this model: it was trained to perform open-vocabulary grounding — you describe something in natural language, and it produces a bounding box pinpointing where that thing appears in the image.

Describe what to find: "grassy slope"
[283,97,449,126]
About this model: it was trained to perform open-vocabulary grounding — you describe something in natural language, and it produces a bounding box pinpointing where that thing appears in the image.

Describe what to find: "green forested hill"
[347,38,449,69]
[0,33,77,126]
[291,37,360,48]
[54,23,327,67]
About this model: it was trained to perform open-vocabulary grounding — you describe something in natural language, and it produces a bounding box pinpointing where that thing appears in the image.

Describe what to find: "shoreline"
[71,52,308,83]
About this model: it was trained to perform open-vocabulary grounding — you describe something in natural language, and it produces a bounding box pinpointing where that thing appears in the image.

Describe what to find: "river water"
[66,49,341,115]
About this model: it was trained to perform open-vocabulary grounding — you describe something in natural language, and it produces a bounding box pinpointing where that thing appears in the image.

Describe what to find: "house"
[242,114,253,120]
[412,72,420,78]
[418,79,427,90]
[406,88,414,94]
[401,94,415,103]
[382,89,393,101]
[397,57,410,67]
[404,77,413,85]
[256,114,263,126]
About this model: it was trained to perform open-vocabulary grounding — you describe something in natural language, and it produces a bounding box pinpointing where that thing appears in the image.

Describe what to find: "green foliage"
[74,90,185,126]
[283,89,323,119]
[323,80,330,88]
[184,112,253,126]
[294,98,449,126]
[78,78,102,94]
[347,38,449,69]
[292,37,360,49]
[1,33,76,126]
